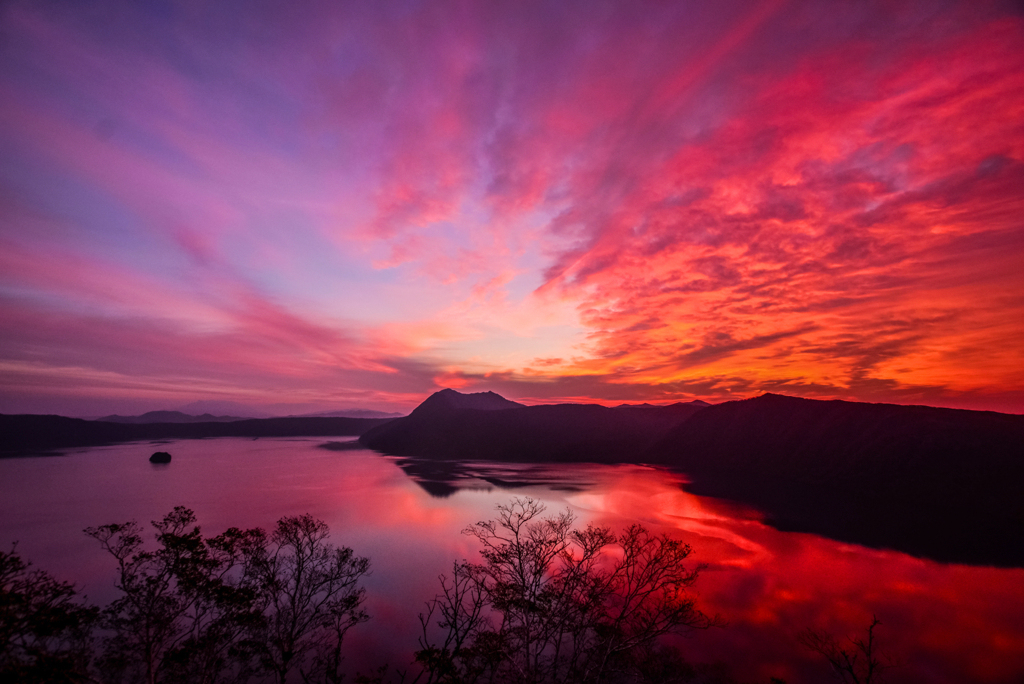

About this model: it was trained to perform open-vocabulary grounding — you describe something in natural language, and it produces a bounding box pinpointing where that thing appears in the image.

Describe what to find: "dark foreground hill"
[363,389,1024,567]
[644,393,1024,566]
[0,414,394,455]
[359,389,707,462]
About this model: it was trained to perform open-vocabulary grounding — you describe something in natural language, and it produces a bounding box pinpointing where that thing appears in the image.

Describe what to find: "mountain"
[415,388,526,412]
[97,408,406,422]
[615,400,711,409]
[361,389,1024,566]
[359,389,706,462]
[644,393,1024,566]
[10,388,1022,566]
[95,411,247,423]
[175,400,271,418]
[293,409,406,419]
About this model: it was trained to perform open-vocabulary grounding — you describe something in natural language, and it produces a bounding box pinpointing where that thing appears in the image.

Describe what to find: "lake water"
[1,437,1022,683]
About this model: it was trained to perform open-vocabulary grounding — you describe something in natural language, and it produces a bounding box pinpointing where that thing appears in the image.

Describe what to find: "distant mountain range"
[289,409,405,419]
[167,400,406,420]
[95,409,405,423]
[96,411,249,423]
[174,400,272,418]
[361,389,1024,567]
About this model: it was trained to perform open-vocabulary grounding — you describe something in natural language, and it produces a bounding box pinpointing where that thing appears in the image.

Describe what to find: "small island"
[149,451,172,464]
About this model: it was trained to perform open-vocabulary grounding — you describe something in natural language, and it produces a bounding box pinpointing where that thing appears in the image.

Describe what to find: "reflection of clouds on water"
[392,458,607,499]
[394,458,775,568]
[387,455,1024,683]
[559,471,770,563]
[1,439,1022,684]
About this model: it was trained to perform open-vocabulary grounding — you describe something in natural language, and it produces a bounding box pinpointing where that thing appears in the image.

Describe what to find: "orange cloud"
[516,13,1024,410]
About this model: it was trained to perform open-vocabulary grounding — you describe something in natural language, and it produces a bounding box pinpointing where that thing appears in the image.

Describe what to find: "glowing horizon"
[1,0,1023,416]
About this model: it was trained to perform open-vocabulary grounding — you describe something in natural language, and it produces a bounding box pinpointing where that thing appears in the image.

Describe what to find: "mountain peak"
[413,389,524,415]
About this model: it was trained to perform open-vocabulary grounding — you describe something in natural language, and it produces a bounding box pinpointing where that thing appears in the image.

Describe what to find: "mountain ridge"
[95,411,248,424]
[361,389,1024,567]
[410,388,526,415]
[359,388,707,462]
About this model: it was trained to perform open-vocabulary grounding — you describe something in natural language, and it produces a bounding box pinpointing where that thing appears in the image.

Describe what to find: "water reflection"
[393,455,1024,682]
[391,457,604,497]
[0,438,1021,683]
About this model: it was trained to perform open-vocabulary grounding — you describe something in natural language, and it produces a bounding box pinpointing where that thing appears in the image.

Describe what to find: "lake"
[1,437,1022,683]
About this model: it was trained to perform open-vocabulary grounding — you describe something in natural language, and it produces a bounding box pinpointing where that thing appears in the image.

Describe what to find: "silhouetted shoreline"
[0,414,395,455]
[362,390,1024,567]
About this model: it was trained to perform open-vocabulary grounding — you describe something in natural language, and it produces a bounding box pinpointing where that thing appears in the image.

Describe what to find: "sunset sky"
[1,0,1022,416]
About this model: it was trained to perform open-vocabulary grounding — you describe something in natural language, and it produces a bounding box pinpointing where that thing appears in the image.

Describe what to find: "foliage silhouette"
[415,498,716,684]
[3,499,893,683]
[249,513,370,684]
[85,507,370,684]
[799,616,894,684]
[85,507,267,684]
[0,545,98,683]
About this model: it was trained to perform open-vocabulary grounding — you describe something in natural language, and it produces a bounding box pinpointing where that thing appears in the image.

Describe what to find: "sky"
[1,0,1022,416]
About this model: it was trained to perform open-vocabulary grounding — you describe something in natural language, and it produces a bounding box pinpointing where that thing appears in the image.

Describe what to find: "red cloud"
[509,9,1024,410]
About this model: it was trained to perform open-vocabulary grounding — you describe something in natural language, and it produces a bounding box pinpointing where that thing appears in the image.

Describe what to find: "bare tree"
[415,561,489,683]
[250,514,370,684]
[799,616,894,684]
[416,498,715,684]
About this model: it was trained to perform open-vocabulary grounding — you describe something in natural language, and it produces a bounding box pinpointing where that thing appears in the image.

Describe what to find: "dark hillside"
[363,389,1024,566]
[0,414,394,455]
[645,394,1024,566]
[359,389,706,462]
